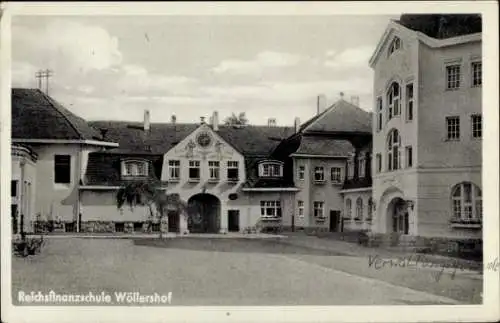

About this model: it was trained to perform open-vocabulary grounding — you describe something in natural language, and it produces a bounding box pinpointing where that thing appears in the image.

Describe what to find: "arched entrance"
[187,194,221,233]
[387,197,409,234]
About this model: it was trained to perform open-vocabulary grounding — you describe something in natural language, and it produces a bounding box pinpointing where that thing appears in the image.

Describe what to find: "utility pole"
[35,69,53,95]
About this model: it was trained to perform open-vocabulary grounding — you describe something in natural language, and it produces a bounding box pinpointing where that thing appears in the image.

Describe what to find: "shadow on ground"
[133,237,351,256]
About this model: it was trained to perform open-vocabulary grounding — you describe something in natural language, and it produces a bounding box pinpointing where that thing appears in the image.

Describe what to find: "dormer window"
[121,159,149,177]
[388,36,401,56]
[258,161,283,178]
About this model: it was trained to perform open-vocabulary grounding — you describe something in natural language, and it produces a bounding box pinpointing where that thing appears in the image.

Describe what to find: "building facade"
[369,16,482,244]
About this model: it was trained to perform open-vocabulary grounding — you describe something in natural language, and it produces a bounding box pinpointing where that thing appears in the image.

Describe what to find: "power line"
[35,69,53,95]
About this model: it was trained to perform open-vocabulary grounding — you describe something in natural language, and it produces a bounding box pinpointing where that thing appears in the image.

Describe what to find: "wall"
[11,151,37,233]
[342,189,373,232]
[246,192,295,231]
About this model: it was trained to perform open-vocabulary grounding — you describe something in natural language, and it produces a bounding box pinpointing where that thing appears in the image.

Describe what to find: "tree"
[224,112,248,126]
[116,181,188,238]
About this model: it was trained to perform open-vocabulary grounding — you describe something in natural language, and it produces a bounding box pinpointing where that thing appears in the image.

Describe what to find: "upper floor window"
[122,159,148,178]
[358,157,366,178]
[168,160,180,180]
[387,129,400,171]
[208,161,220,181]
[54,155,71,184]
[259,161,283,178]
[405,83,414,121]
[298,165,305,180]
[451,182,482,222]
[446,116,460,140]
[405,146,413,168]
[367,198,373,221]
[472,61,482,87]
[227,161,239,181]
[346,158,354,179]
[446,64,461,90]
[188,160,200,181]
[376,97,383,131]
[260,200,282,218]
[11,180,18,197]
[355,198,363,221]
[330,167,342,184]
[376,153,382,173]
[313,201,325,218]
[471,114,482,138]
[314,167,325,182]
[387,82,401,120]
[388,36,402,56]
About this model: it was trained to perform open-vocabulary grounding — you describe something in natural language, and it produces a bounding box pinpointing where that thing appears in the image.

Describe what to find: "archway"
[187,194,221,233]
[387,197,409,234]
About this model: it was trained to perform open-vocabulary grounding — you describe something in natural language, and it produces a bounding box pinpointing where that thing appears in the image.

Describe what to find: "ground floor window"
[298,200,304,217]
[260,201,282,218]
[115,223,125,233]
[451,182,482,222]
[313,201,325,218]
[134,222,143,232]
[392,199,409,234]
[151,223,160,232]
[65,222,76,233]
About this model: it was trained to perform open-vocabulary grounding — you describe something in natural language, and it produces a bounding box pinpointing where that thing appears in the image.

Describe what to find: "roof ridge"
[38,90,84,140]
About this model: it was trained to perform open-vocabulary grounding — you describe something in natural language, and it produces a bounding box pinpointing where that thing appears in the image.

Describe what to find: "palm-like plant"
[224,112,248,126]
[116,181,188,238]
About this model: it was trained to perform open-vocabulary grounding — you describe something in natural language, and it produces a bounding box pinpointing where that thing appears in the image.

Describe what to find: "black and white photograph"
[1,2,498,323]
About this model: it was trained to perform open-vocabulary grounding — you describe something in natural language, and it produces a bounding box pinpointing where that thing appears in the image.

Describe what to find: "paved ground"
[11,237,481,306]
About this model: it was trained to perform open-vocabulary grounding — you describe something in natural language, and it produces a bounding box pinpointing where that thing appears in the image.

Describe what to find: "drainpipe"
[20,158,26,235]
[76,145,82,233]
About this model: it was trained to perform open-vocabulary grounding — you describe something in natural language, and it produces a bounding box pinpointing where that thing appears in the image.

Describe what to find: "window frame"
[471,61,482,87]
[451,182,482,223]
[446,116,460,141]
[345,199,352,219]
[168,160,180,181]
[355,197,363,221]
[471,114,482,139]
[122,159,149,178]
[387,82,401,120]
[387,129,400,171]
[367,198,373,221]
[208,160,220,181]
[388,36,402,56]
[376,97,383,131]
[376,153,382,173]
[405,83,414,122]
[11,180,18,197]
[298,165,305,180]
[405,146,413,168]
[54,154,71,184]
[188,160,201,181]
[259,161,283,178]
[314,166,325,182]
[446,64,461,90]
[298,200,304,217]
[330,167,342,184]
[227,160,239,181]
[260,200,282,218]
[313,201,325,218]
[357,156,366,178]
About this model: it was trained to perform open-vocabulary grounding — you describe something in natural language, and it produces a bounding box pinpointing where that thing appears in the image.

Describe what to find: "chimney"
[212,111,219,131]
[200,116,206,124]
[294,117,301,133]
[268,118,277,127]
[351,95,360,107]
[316,94,327,115]
[143,110,150,131]
[171,114,177,125]
[99,128,108,140]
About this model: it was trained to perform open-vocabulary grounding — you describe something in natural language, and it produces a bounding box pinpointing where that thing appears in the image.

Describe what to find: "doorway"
[187,193,221,233]
[329,210,340,232]
[389,198,409,234]
[228,210,240,232]
[167,210,179,233]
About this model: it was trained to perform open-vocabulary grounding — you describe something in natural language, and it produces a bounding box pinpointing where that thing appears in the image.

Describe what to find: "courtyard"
[11,236,482,306]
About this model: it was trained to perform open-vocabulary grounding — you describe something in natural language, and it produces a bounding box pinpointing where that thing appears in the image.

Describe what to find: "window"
[388,36,401,56]
[189,160,200,180]
[451,182,482,222]
[406,83,414,121]
[471,114,482,138]
[313,201,325,218]
[260,162,283,177]
[472,61,482,87]
[446,116,460,140]
[376,154,382,173]
[314,167,325,182]
[298,200,304,217]
[367,198,373,221]
[208,161,220,181]
[168,160,180,180]
[134,222,143,232]
[345,199,352,219]
[446,65,461,90]
[387,129,400,171]
[405,146,413,168]
[54,155,71,184]
[227,161,239,181]
[376,97,383,131]
[122,160,148,177]
[387,82,401,120]
[298,165,305,180]
[11,180,18,197]
[346,159,354,179]
[115,223,125,233]
[355,198,363,221]
[260,201,282,218]
[330,167,342,183]
[358,157,365,178]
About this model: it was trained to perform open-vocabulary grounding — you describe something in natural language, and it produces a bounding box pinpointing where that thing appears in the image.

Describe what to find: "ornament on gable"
[185,140,196,158]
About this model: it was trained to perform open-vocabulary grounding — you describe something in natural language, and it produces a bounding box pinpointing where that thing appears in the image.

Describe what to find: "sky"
[11,15,398,126]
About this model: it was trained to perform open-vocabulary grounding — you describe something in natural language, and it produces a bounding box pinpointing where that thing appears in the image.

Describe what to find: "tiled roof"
[397,14,481,39]
[89,121,294,156]
[293,136,354,157]
[12,88,105,141]
[302,99,372,134]
[84,152,164,186]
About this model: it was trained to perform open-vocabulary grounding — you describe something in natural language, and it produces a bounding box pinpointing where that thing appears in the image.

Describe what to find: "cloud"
[11,61,38,87]
[324,46,373,69]
[212,51,302,75]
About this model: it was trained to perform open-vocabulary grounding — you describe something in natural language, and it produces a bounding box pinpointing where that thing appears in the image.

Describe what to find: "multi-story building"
[368,15,482,245]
